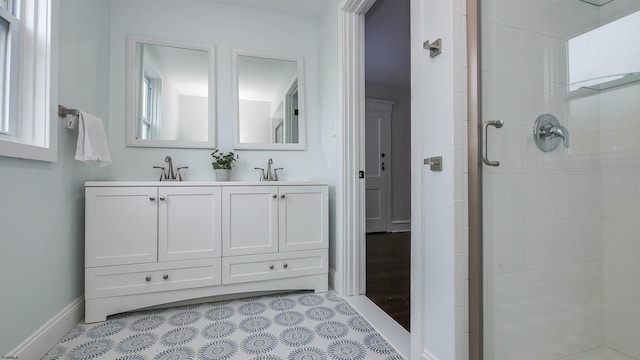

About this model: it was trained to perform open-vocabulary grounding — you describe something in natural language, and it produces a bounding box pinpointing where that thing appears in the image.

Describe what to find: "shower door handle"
[482,120,503,167]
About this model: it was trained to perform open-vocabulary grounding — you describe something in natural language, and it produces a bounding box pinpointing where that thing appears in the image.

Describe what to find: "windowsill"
[0,138,57,162]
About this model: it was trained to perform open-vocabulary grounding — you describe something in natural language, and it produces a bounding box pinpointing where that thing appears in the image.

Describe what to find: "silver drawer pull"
[149,196,156,201]
[163,274,169,280]
[269,265,275,270]
[145,276,151,282]
[283,264,288,269]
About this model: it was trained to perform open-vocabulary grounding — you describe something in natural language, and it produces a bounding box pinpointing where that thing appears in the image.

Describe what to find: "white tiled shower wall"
[481,0,640,359]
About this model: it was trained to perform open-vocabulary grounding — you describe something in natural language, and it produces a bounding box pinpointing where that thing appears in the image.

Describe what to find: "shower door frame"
[467,0,483,359]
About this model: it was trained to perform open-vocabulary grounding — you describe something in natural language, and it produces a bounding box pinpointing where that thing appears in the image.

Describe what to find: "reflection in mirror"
[126,36,215,148]
[233,49,305,150]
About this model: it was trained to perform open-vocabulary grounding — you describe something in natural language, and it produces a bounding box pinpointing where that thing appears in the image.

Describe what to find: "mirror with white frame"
[126,35,216,148]
[233,49,305,150]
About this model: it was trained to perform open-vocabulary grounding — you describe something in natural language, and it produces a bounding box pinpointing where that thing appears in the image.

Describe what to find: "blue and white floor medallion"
[274,311,305,326]
[328,339,367,360]
[363,333,394,355]
[315,320,348,340]
[116,333,157,353]
[160,326,198,347]
[305,306,335,321]
[279,326,314,347]
[335,303,357,316]
[251,355,284,360]
[129,315,166,332]
[86,320,126,338]
[61,325,86,343]
[240,316,273,333]
[287,346,328,360]
[168,310,201,326]
[115,354,148,360]
[238,302,268,316]
[347,316,374,333]
[241,332,279,355]
[68,339,113,360]
[202,321,236,339]
[153,346,194,360]
[204,306,235,321]
[269,298,297,311]
[297,294,324,307]
[197,339,238,360]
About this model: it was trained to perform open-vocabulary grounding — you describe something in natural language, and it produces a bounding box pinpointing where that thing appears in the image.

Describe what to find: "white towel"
[67,111,112,167]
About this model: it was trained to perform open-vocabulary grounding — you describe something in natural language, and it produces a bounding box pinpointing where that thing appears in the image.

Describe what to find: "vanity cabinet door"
[86,187,158,267]
[158,187,222,261]
[222,186,278,256]
[278,186,328,252]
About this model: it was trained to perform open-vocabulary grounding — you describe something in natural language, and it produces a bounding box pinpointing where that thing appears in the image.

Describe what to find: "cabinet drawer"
[222,249,327,284]
[86,259,221,299]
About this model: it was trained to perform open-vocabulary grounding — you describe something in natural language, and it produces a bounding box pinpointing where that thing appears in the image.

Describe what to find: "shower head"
[579,0,613,5]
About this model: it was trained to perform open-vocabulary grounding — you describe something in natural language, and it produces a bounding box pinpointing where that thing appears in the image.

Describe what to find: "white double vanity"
[84,181,328,323]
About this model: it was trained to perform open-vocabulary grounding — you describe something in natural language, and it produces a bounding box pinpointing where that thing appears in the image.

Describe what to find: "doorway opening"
[363,0,411,331]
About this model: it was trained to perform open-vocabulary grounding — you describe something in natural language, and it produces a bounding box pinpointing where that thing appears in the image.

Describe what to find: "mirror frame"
[125,35,216,148]
[232,49,306,150]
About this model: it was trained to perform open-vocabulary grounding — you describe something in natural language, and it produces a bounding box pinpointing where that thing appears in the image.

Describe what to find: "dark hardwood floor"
[365,231,411,331]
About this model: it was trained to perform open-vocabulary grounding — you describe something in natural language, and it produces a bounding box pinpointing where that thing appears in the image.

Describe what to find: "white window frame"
[0,0,20,137]
[0,0,58,162]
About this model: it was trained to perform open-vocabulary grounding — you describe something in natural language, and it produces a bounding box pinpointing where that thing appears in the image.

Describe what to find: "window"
[139,47,162,141]
[141,75,151,139]
[0,0,56,161]
[0,0,19,137]
[569,9,640,91]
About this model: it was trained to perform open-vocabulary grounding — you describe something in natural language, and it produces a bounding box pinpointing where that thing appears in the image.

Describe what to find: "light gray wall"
[317,0,341,277]
[0,0,111,355]
[106,0,324,183]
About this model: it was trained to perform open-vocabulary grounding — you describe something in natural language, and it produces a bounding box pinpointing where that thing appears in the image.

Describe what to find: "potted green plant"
[210,149,238,181]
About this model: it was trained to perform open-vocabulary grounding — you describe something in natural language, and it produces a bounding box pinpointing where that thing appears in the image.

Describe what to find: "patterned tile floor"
[41,291,404,360]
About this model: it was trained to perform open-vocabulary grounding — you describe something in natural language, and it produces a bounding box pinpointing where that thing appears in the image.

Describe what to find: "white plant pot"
[215,169,230,181]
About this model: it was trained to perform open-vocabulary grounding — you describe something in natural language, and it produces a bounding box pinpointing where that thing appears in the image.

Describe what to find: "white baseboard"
[388,220,411,233]
[423,348,439,360]
[5,297,84,360]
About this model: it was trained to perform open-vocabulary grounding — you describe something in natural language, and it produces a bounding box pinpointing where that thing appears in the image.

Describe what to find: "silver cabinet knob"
[283,264,288,269]
[280,194,285,199]
[159,196,166,201]
[145,276,151,282]
[149,196,156,201]
[272,194,277,199]
[269,265,275,270]
[163,274,169,280]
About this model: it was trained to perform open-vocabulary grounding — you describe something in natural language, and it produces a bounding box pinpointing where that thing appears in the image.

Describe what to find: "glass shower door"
[481,1,640,359]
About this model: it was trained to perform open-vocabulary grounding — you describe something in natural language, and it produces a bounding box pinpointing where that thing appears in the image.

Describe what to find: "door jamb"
[338,0,376,298]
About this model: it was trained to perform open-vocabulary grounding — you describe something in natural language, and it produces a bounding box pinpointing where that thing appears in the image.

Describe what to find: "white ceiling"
[206,0,330,19]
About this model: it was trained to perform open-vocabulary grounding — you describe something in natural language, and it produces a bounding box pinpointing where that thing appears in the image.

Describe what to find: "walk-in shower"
[469,0,640,359]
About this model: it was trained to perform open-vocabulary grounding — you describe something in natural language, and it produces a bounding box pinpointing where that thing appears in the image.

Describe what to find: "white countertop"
[85,181,329,187]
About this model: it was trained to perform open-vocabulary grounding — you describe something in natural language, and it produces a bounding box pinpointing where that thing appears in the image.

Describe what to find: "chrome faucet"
[255,158,283,181]
[153,156,188,181]
[165,156,175,180]
[540,122,570,148]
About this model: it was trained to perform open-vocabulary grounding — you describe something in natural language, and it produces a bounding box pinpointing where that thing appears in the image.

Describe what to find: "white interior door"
[365,99,393,233]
